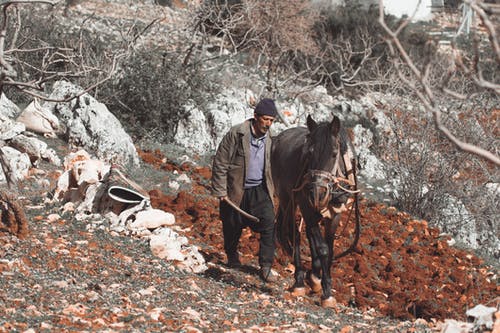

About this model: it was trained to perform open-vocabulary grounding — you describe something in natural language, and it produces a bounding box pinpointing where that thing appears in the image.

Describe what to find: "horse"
[271,114,360,308]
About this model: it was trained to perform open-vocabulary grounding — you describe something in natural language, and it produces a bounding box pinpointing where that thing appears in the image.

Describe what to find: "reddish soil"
[139,148,498,321]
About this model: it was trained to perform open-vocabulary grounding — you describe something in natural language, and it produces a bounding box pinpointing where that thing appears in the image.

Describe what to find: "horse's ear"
[330,116,340,136]
[306,115,317,132]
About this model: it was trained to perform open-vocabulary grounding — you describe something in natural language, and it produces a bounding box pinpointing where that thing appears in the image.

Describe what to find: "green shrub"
[101,50,215,143]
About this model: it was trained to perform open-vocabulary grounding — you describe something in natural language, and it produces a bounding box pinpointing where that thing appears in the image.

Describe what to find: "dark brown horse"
[272,114,360,307]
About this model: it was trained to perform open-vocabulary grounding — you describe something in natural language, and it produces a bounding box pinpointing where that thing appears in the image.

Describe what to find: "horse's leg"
[301,207,333,303]
[302,210,336,307]
[310,224,335,306]
[276,198,306,296]
[307,222,332,302]
[305,226,322,294]
[290,208,306,296]
[324,214,339,270]
[319,214,340,308]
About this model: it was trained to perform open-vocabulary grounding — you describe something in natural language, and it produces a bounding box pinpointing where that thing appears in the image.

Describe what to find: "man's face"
[253,113,275,136]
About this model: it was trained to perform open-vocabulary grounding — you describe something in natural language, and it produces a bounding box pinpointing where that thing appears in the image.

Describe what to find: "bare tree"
[187,0,395,103]
[0,0,126,104]
[311,20,389,94]
[378,0,499,166]
[185,0,322,96]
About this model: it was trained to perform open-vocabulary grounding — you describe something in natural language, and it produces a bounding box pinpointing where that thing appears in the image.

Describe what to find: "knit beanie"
[254,98,277,117]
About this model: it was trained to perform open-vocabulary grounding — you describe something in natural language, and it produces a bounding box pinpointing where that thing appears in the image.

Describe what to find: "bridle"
[292,140,359,212]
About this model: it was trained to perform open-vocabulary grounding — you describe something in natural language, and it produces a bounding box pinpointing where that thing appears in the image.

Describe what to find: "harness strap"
[334,154,361,260]
[341,149,356,187]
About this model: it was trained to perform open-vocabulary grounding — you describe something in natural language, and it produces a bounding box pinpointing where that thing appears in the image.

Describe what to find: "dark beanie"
[254,98,277,117]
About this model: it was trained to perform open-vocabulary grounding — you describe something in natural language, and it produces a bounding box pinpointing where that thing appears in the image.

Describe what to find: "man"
[211,98,277,282]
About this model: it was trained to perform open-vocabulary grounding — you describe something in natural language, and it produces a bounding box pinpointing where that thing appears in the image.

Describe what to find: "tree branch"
[378,0,500,166]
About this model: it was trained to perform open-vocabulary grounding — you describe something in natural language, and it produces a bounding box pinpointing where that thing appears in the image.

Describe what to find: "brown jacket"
[211,119,275,206]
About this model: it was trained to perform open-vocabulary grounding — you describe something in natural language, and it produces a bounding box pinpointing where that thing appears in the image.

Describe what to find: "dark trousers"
[220,183,275,268]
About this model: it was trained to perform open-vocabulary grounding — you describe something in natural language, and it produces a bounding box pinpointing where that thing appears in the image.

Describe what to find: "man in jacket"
[211,98,277,282]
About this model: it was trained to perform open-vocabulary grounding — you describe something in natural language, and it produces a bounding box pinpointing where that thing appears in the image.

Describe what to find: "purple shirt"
[245,132,266,189]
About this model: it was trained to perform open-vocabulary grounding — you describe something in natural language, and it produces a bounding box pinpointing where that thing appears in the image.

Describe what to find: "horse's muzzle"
[307,170,335,211]
[308,183,330,211]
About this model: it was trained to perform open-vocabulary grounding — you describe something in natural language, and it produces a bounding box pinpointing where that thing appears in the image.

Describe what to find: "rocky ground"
[0,1,497,332]
[0,144,496,332]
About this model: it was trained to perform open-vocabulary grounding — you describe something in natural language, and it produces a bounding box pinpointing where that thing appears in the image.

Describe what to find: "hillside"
[0,0,498,332]
[0,143,497,332]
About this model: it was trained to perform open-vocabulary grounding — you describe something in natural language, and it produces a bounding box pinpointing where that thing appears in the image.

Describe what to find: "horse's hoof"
[321,296,337,308]
[307,273,322,293]
[291,287,307,297]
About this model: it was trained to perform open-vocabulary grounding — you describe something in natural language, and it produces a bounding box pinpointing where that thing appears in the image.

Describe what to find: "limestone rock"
[0,114,25,141]
[9,134,61,167]
[16,99,60,137]
[130,209,175,230]
[45,81,140,168]
[0,146,31,183]
[0,93,20,118]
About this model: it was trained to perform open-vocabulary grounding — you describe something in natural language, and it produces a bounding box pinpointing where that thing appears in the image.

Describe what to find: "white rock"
[54,170,71,201]
[64,150,92,170]
[177,174,191,183]
[150,229,185,261]
[46,81,140,167]
[54,150,111,205]
[0,93,20,118]
[129,209,175,230]
[352,124,386,180]
[16,99,60,136]
[10,134,61,167]
[466,304,497,329]
[174,88,251,155]
[440,319,473,333]
[47,214,61,223]
[73,159,110,186]
[168,180,180,191]
[0,114,25,141]
[436,194,478,250]
[118,201,149,229]
[62,201,75,214]
[0,146,31,182]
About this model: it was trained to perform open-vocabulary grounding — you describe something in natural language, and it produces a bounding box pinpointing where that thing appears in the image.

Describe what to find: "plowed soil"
[139,148,499,322]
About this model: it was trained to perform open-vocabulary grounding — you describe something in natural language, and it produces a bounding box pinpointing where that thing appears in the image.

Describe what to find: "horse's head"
[303,115,342,211]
